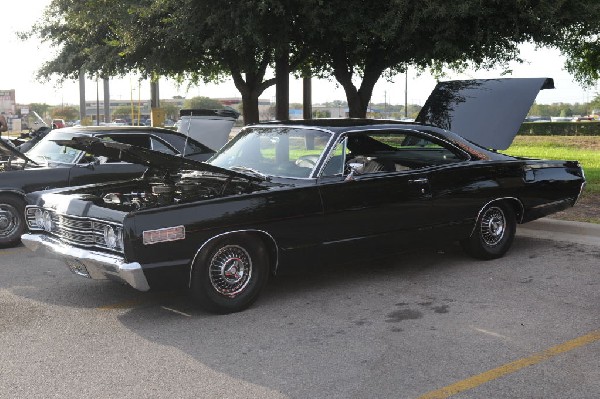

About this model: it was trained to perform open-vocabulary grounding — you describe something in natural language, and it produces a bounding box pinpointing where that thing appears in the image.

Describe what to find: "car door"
[316,130,436,258]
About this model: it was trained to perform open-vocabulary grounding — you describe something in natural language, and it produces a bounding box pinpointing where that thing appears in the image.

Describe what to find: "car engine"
[79,174,264,211]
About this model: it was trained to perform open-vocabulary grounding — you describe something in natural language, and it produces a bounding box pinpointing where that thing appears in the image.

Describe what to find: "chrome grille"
[25,206,123,252]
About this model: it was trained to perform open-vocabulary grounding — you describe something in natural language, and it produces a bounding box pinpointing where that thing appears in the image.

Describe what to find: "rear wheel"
[190,234,269,314]
[461,202,516,260]
[0,195,25,248]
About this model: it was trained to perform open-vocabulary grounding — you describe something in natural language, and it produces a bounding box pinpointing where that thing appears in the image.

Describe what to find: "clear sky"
[2,0,598,107]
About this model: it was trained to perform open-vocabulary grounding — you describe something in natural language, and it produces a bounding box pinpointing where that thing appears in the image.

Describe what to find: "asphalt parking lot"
[0,220,598,399]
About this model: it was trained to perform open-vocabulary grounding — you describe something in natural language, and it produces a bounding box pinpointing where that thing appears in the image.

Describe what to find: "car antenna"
[182,109,192,158]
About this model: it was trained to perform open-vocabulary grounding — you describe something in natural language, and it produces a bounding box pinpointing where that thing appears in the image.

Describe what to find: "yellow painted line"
[417,329,600,399]
[98,297,151,310]
[0,248,27,255]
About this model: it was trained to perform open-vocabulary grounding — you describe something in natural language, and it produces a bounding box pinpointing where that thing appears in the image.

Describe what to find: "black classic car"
[0,126,214,246]
[22,78,586,313]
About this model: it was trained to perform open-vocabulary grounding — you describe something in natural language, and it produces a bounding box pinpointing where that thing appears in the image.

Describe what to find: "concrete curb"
[517,217,600,246]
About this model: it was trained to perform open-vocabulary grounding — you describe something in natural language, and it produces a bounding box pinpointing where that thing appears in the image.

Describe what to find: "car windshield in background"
[26,131,84,164]
[209,127,332,178]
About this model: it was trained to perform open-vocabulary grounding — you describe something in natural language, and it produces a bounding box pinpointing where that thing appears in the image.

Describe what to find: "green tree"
[160,102,180,121]
[312,109,331,118]
[112,105,134,120]
[299,0,600,117]
[183,97,224,110]
[560,108,574,118]
[50,105,79,121]
[21,0,140,80]
[23,0,304,124]
[25,0,600,121]
[590,95,600,112]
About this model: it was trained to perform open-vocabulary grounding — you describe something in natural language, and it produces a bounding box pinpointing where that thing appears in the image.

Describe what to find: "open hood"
[416,78,554,150]
[0,139,38,165]
[54,136,261,181]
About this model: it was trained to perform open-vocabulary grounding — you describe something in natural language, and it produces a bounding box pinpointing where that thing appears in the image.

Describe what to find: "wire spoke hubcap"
[480,206,506,246]
[209,245,252,297]
[0,206,20,238]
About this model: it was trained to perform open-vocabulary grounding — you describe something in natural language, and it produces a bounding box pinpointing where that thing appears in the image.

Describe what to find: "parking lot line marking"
[472,327,509,339]
[417,329,600,399]
[161,306,192,317]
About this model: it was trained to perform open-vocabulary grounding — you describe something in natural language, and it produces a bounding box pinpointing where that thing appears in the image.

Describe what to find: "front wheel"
[190,234,269,314]
[461,202,516,260]
[0,195,25,248]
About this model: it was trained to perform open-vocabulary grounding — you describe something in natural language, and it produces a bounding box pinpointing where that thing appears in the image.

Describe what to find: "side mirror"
[344,162,363,181]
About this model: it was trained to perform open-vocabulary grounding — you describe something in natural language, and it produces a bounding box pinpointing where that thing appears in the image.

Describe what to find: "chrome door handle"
[408,178,429,184]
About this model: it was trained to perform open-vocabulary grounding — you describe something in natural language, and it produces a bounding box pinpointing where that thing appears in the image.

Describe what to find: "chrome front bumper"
[22,233,150,291]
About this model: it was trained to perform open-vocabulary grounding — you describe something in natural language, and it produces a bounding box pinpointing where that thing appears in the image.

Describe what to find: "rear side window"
[100,134,151,149]
[322,130,467,176]
[151,137,177,155]
[154,132,214,156]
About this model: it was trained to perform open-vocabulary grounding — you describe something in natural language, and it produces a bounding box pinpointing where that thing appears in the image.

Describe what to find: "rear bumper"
[22,233,150,291]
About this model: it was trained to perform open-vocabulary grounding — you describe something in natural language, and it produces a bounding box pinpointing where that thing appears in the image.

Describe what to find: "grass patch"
[504,136,600,193]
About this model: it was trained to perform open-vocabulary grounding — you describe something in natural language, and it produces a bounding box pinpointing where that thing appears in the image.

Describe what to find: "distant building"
[83,97,267,123]
[0,89,16,115]
[84,98,181,122]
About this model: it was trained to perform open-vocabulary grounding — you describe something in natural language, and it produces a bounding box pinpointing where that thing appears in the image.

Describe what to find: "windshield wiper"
[230,166,271,181]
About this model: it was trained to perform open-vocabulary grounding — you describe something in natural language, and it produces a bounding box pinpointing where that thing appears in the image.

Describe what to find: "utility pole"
[95,77,100,126]
[404,68,408,118]
[79,71,86,122]
[103,78,110,123]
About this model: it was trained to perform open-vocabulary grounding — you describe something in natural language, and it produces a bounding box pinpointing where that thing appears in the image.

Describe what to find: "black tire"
[0,194,25,248]
[461,201,516,260]
[190,234,269,314]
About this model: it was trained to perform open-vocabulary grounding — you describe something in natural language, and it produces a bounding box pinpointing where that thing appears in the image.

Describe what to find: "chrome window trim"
[315,127,471,179]
[213,125,336,180]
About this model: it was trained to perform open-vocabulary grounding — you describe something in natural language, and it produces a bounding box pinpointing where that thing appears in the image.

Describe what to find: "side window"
[341,130,466,175]
[95,134,151,163]
[101,134,151,149]
[321,138,348,177]
[151,137,177,155]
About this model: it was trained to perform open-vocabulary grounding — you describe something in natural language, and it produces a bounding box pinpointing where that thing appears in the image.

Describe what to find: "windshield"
[209,127,332,178]
[26,131,83,164]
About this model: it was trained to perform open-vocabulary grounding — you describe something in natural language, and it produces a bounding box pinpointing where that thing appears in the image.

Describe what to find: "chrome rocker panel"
[21,233,150,291]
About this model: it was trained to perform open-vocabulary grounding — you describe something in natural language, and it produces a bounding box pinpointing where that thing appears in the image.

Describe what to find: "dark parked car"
[22,78,586,313]
[0,126,215,246]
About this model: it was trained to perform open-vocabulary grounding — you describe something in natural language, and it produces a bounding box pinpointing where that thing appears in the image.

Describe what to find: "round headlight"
[34,209,44,229]
[103,225,117,249]
[42,211,52,232]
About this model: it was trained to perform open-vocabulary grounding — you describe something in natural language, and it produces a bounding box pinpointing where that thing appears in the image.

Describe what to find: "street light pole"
[96,77,100,126]
[404,68,408,118]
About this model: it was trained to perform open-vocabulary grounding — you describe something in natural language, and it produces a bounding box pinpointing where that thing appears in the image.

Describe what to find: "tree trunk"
[275,46,290,121]
[230,69,275,125]
[303,76,312,119]
[346,91,367,118]
[240,91,260,124]
[331,53,384,118]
